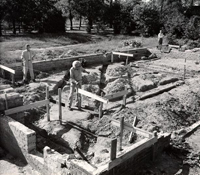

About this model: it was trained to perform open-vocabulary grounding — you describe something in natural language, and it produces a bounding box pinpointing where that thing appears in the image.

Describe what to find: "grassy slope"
[0,32,157,64]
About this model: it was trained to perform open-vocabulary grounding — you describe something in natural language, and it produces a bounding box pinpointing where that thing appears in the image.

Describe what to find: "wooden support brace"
[0,65,15,74]
[112,52,133,57]
[4,99,49,115]
[4,93,8,110]
[111,119,153,138]
[58,88,62,124]
[46,86,50,121]
[78,88,108,104]
[119,117,124,151]
[11,74,15,86]
[110,138,117,161]
[126,58,129,65]
[128,116,137,143]
[111,53,114,63]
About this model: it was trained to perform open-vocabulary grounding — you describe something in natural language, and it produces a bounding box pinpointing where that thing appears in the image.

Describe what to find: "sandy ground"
[1,45,200,174]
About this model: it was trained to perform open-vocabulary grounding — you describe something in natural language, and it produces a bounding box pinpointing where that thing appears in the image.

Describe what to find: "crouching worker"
[21,44,35,84]
[68,60,89,110]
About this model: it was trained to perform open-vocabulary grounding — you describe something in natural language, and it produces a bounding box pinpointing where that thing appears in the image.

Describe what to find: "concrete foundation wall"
[0,115,36,162]
[3,48,151,81]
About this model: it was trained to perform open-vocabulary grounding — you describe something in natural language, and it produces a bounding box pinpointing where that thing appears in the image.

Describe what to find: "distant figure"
[158,30,164,49]
[68,60,89,110]
[21,44,35,83]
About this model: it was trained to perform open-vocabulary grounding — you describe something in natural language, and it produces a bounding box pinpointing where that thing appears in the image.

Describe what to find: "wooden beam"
[5,99,49,115]
[78,88,108,104]
[104,90,128,100]
[0,65,15,74]
[111,119,153,138]
[112,52,133,57]
[108,137,157,170]
[110,139,117,161]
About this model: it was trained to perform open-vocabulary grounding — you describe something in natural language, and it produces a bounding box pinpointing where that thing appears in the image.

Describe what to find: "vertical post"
[152,131,158,161]
[110,138,117,161]
[119,117,124,151]
[58,88,62,124]
[12,74,15,86]
[184,58,186,80]
[128,116,137,143]
[122,86,127,107]
[4,93,8,109]
[99,92,104,118]
[46,86,50,121]
[111,52,114,63]
[126,58,128,65]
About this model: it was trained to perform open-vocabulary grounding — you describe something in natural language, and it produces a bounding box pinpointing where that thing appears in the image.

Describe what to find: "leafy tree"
[73,0,106,33]
[0,0,6,35]
[132,1,160,36]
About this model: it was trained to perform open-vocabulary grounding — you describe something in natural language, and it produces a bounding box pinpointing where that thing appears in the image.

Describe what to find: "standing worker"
[21,44,35,84]
[158,29,164,50]
[68,60,89,110]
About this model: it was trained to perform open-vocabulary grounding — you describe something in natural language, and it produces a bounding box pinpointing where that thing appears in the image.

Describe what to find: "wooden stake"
[99,92,104,118]
[119,117,124,151]
[122,86,127,107]
[126,58,129,65]
[4,93,8,110]
[184,58,186,80]
[12,74,15,86]
[110,139,117,161]
[58,88,62,124]
[128,116,137,143]
[111,53,114,63]
[46,86,50,121]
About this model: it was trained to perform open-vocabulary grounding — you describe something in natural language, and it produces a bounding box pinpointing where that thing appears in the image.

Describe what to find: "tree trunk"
[12,19,16,34]
[86,18,93,33]
[79,16,82,30]
[69,10,73,30]
[109,0,113,28]
[0,19,2,36]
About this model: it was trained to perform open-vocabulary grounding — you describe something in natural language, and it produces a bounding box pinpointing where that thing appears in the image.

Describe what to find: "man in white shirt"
[158,30,164,49]
[68,60,89,110]
[21,44,35,83]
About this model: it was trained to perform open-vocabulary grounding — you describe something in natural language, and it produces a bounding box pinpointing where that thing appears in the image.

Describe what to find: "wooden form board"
[78,88,108,104]
[111,119,153,138]
[5,99,49,115]
[112,52,133,57]
[108,136,157,170]
[0,65,15,74]
[104,90,129,100]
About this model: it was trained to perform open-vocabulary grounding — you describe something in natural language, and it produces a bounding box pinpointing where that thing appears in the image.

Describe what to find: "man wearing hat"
[68,60,89,110]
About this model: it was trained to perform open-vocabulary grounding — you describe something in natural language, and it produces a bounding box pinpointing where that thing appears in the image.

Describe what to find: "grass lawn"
[0,32,157,64]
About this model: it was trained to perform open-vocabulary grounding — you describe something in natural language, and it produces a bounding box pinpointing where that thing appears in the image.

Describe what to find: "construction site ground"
[1,36,200,174]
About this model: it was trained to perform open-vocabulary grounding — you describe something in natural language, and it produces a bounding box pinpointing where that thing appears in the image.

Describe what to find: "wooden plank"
[112,52,133,57]
[78,88,108,104]
[111,119,135,133]
[108,137,157,170]
[104,90,128,100]
[111,119,153,138]
[5,99,49,115]
[122,86,127,106]
[110,139,117,161]
[0,65,15,74]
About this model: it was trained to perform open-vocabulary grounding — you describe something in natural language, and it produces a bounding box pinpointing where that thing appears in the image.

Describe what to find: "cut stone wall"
[0,115,36,162]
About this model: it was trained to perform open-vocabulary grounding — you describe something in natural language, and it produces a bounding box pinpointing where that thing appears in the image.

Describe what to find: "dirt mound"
[104,78,131,95]
[131,76,156,92]
[82,72,100,85]
[106,65,135,77]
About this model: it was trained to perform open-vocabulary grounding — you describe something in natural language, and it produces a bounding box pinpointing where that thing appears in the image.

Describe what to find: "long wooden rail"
[0,65,15,85]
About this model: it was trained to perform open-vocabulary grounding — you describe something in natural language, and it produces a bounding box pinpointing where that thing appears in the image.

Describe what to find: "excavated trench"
[1,52,200,174]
